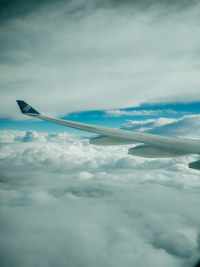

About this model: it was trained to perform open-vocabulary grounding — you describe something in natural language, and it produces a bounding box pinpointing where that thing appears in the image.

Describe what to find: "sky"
[1,0,200,120]
[1,0,200,266]
[1,101,200,134]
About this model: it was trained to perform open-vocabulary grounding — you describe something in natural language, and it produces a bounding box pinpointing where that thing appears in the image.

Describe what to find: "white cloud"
[22,129,42,142]
[122,115,200,138]
[1,0,200,119]
[0,130,200,267]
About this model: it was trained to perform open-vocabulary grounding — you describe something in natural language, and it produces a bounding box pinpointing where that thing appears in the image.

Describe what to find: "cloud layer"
[121,114,200,139]
[1,0,200,119]
[0,129,200,267]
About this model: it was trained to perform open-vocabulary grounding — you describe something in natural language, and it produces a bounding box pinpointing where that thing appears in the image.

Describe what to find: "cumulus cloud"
[122,115,200,138]
[22,130,41,142]
[1,0,200,119]
[0,129,200,267]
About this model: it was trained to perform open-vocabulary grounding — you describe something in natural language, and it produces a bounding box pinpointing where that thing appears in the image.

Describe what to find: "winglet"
[188,160,200,170]
[16,100,40,115]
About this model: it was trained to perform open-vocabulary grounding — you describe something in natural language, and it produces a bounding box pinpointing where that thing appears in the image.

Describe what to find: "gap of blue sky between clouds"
[1,101,200,135]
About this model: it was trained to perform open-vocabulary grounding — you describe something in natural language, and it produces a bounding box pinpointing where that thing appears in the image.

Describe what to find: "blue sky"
[1,101,200,134]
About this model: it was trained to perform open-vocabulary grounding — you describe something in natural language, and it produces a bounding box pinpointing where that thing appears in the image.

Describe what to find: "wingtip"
[16,100,40,115]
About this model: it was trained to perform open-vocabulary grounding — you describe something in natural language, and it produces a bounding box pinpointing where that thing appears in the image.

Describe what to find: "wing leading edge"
[16,100,200,169]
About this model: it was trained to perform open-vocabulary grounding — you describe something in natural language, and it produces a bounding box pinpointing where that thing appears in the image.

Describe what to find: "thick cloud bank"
[0,130,200,267]
[1,0,200,118]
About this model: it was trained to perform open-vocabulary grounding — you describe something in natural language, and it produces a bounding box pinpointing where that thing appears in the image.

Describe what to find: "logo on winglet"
[23,105,31,113]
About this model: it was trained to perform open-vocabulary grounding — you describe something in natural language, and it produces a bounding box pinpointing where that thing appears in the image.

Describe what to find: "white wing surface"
[16,100,200,170]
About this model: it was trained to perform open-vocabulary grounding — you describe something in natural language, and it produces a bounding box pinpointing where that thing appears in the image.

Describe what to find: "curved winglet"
[16,100,40,115]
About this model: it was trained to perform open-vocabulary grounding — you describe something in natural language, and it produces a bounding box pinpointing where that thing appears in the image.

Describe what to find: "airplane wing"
[16,100,200,170]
